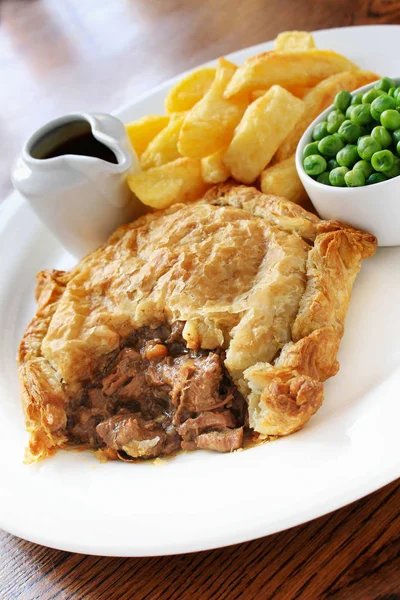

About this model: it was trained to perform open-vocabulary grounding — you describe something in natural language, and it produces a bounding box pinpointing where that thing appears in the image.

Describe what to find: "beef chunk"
[179,354,225,412]
[194,428,244,453]
[178,411,236,442]
[164,322,187,356]
[101,348,171,417]
[102,348,145,398]
[96,414,180,458]
[165,321,185,344]
[152,353,228,412]
[178,411,241,453]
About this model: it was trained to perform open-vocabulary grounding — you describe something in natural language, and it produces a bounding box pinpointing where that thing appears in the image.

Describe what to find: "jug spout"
[11,112,144,258]
[86,113,137,168]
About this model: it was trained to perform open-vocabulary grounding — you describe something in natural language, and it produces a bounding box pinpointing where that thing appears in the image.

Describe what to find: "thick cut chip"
[282,84,315,98]
[201,148,230,184]
[275,69,379,161]
[165,67,216,113]
[178,58,248,159]
[224,86,304,184]
[140,115,185,170]
[224,49,359,98]
[127,157,208,209]
[260,155,308,205]
[251,89,269,101]
[125,115,169,157]
[251,84,314,101]
[274,31,316,51]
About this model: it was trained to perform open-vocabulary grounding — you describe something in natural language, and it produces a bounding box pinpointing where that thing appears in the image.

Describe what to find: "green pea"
[371,149,395,172]
[394,88,400,100]
[316,172,331,185]
[374,77,396,92]
[362,89,380,104]
[351,93,363,105]
[327,159,339,171]
[312,121,329,141]
[380,109,400,130]
[388,87,396,97]
[371,126,392,149]
[367,173,388,185]
[318,134,344,157]
[344,169,365,187]
[327,110,346,133]
[370,94,396,120]
[334,90,352,112]
[303,154,327,176]
[329,166,349,187]
[386,157,400,178]
[357,135,381,160]
[370,108,381,121]
[353,159,374,179]
[303,142,321,159]
[350,104,373,126]
[338,119,361,143]
[345,105,356,119]
[336,144,359,168]
[392,129,400,147]
[397,140,400,157]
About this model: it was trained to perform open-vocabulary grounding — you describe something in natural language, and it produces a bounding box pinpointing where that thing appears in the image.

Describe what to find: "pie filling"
[66,322,248,460]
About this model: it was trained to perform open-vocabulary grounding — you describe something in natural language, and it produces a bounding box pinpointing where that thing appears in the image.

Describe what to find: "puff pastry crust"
[18,184,376,461]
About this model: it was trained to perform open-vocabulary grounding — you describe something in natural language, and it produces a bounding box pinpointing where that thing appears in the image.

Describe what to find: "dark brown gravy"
[45,132,118,164]
[30,119,119,164]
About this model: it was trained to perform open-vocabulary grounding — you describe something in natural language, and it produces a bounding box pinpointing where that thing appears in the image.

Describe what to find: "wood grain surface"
[1,0,400,598]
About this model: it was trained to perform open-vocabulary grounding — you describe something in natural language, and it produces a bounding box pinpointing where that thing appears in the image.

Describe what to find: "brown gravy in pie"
[66,322,249,460]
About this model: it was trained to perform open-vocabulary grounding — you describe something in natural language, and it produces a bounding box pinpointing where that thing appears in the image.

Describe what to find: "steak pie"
[18,184,376,462]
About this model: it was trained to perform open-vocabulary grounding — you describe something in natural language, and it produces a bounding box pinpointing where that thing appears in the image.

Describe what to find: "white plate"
[1,25,400,557]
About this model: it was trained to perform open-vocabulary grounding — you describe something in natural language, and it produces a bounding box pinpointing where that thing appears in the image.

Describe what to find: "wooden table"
[1,1,399,598]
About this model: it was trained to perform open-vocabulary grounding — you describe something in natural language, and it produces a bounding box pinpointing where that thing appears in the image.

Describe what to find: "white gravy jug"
[11,112,143,258]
